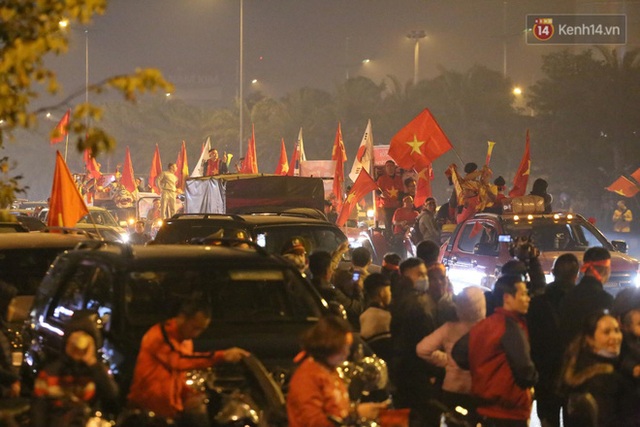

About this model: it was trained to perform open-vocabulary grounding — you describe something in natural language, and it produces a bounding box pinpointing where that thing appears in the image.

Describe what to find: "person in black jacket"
[527,253,580,427]
[559,247,614,349]
[560,310,634,427]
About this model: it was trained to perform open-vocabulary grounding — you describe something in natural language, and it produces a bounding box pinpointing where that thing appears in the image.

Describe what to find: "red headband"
[580,259,611,283]
[382,260,399,270]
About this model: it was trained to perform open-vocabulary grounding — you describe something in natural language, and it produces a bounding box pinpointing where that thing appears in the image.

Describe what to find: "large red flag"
[332,123,348,208]
[50,109,70,145]
[149,144,163,194]
[48,151,89,227]
[83,149,102,180]
[336,169,378,227]
[388,109,452,170]
[121,146,137,194]
[508,130,531,198]
[606,176,640,198]
[175,141,189,190]
[631,168,640,185]
[275,138,289,175]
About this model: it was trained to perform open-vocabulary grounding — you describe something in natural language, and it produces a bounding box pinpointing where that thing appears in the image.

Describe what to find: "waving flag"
[149,144,163,194]
[240,125,258,174]
[288,141,300,177]
[48,151,89,228]
[606,176,639,198]
[332,123,348,208]
[50,109,71,145]
[388,109,452,170]
[631,167,640,185]
[275,138,289,175]
[349,119,374,183]
[175,141,189,191]
[508,130,531,198]
[415,163,433,207]
[337,169,378,227]
[83,149,101,180]
[191,137,212,178]
[121,146,137,194]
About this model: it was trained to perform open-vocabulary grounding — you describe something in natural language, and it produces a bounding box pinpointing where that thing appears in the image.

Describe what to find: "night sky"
[6,0,639,200]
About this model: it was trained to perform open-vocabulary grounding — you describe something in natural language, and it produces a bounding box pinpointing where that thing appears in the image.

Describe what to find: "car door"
[444,219,499,293]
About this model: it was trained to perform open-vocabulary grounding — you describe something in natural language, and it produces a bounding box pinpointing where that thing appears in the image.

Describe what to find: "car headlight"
[348,237,363,248]
[120,232,130,243]
[635,271,640,288]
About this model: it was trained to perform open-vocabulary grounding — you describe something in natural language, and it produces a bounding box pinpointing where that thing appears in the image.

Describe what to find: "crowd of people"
[279,226,640,426]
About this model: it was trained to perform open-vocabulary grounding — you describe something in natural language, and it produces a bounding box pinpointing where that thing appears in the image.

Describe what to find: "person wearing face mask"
[560,310,634,427]
[389,257,442,426]
[287,316,387,427]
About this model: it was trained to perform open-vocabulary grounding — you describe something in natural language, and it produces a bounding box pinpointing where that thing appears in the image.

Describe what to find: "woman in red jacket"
[286,316,386,427]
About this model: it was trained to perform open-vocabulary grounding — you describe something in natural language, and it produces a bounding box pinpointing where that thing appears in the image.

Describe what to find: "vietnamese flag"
[336,169,378,227]
[175,141,189,191]
[149,144,163,194]
[121,146,137,194]
[50,109,71,145]
[83,149,102,180]
[275,138,289,175]
[606,176,639,198]
[388,109,452,170]
[48,151,89,228]
[508,130,531,198]
[332,123,348,208]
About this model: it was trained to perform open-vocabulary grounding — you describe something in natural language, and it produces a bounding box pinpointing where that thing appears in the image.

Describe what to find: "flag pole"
[64,132,69,163]
[451,144,465,166]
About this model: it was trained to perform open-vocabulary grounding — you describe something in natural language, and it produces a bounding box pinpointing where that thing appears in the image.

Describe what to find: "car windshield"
[0,248,73,295]
[77,210,119,227]
[503,218,612,252]
[154,222,246,244]
[254,225,346,254]
[124,265,323,328]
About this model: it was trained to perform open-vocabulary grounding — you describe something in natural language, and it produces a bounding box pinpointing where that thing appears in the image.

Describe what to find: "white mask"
[415,278,429,293]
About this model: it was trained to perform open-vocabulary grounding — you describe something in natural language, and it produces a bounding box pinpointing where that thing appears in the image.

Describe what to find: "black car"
[152,212,348,254]
[25,242,339,396]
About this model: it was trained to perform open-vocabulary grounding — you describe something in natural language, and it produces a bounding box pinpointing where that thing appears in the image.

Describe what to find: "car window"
[255,225,345,254]
[504,218,610,252]
[0,248,72,295]
[52,262,97,321]
[154,222,243,244]
[457,222,484,253]
[124,266,322,329]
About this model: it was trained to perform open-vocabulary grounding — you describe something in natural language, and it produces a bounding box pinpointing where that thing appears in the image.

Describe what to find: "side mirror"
[474,242,498,257]
[611,240,628,254]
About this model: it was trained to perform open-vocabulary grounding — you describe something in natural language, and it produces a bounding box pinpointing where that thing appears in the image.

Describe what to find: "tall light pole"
[238,0,244,157]
[407,30,426,85]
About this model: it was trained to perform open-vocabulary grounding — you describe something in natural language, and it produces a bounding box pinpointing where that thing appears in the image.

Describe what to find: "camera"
[508,235,540,261]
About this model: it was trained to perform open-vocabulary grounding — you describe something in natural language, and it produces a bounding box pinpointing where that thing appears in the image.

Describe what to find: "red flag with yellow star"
[336,169,378,227]
[508,130,531,198]
[275,138,289,175]
[332,123,348,209]
[606,176,639,198]
[48,151,89,228]
[388,109,452,170]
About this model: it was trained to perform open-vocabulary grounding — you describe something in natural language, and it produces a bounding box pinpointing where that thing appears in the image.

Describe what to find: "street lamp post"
[407,30,426,85]
[238,0,244,158]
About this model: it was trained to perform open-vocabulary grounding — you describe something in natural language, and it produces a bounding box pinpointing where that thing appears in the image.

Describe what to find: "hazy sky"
[8,0,639,200]
[49,0,638,106]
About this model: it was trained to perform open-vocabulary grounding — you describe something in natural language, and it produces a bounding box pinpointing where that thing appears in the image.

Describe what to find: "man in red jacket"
[453,275,538,426]
[128,299,249,427]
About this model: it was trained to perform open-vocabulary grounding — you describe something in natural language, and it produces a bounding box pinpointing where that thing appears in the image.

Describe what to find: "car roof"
[0,232,91,249]
[168,212,337,227]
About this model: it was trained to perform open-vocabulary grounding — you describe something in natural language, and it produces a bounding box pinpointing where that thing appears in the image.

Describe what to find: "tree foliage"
[0,0,173,156]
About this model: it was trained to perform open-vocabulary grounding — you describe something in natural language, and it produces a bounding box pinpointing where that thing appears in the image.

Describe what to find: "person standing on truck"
[376,160,404,238]
[157,163,178,219]
[205,148,228,176]
[613,200,633,233]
